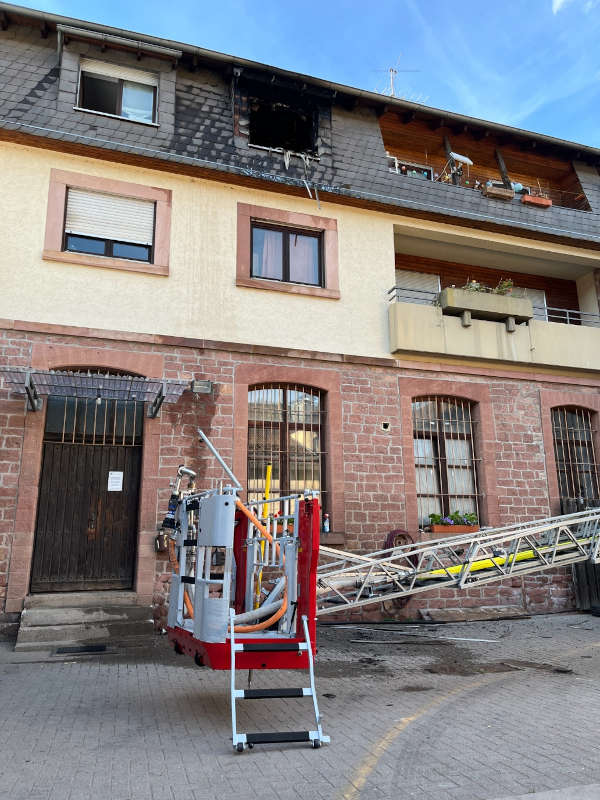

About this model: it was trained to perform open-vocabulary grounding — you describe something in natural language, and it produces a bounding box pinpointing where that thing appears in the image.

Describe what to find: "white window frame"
[75,58,159,126]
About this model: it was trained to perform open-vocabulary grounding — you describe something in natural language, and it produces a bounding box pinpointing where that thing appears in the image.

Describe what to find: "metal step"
[235,688,312,699]
[245,730,312,744]
[235,641,308,653]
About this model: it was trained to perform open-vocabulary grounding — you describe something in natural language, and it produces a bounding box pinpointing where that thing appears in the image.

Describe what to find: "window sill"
[236,275,340,299]
[73,107,160,128]
[43,249,169,276]
[247,143,320,161]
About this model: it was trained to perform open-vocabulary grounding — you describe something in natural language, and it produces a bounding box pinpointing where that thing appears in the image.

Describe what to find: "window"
[247,384,326,513]
[77,59,157,124]
[237,204,339,299]
[43,169,171,275]
[552,407,600,513]
[388,155,433,181]
[249,99,316,154]
[63,188,155,263]
[412,396,481,527]
[395,269,440,305]
[251,223,322,287]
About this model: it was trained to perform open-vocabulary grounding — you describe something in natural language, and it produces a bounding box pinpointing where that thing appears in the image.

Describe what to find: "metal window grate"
[412,396,481,527]
[552,406,600,513]
[247,384,326,512]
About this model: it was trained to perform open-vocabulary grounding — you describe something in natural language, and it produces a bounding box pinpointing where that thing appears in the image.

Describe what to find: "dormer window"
[77,59,158,124]
[249,98,316,154]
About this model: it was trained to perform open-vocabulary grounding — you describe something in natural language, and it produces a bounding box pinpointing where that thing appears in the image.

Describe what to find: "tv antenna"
[372,55,420,98]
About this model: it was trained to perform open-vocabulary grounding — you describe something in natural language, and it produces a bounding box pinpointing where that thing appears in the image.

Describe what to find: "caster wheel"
[236,743,244,753]
[248,743,254,749]
[194,653,204,667]
[173,642,183,655]
[312,739,321,749]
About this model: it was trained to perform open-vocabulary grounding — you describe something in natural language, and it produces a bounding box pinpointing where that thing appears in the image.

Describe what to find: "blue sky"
[18,0,600,147]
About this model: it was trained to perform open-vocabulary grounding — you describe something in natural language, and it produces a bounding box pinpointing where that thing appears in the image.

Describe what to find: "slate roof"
[1,3,599,245]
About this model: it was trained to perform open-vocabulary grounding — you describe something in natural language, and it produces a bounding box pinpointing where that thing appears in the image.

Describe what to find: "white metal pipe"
[232,598,284,624]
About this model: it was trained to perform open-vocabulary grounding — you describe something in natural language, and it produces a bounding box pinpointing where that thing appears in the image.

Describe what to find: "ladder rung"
[235,642,307,653]
[245,730,311,744]
[236,688,311,699]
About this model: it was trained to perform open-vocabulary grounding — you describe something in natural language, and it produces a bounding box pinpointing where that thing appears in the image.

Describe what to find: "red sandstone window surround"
[236,202,340,299]
[43,169,172,276]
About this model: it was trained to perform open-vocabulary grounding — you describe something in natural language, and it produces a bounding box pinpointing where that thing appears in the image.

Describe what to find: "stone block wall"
[1,324,598,629]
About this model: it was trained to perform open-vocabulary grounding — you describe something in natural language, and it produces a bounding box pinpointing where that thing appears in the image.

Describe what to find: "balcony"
[388,287,600,372]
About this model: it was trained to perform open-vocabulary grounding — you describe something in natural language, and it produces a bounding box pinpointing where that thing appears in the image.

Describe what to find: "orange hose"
[168,539,195,618]
[167,501,288,633]
[232,500,288,633]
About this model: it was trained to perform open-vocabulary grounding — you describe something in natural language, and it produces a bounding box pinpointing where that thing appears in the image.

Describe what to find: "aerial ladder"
[163,431,600,752]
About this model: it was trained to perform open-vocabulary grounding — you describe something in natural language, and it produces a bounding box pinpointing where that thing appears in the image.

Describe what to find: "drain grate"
[55,644,107,654]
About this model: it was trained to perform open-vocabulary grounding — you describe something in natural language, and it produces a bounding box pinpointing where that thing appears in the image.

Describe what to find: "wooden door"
[30,396,143,593]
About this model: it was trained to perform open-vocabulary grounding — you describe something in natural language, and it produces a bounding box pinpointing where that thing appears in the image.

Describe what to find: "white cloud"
[552,0,574,12]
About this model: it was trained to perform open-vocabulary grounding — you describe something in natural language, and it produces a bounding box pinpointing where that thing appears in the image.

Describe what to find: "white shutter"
[65,189,155,246]
[395,269,440,305]
[80,58,159,87]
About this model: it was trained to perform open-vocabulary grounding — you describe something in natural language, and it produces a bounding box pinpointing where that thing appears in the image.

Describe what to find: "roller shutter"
[79,58,159,87]
[65,189,155,246]
[395,269,440,304]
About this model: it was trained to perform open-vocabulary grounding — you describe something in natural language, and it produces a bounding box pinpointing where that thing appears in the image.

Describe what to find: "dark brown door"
[30,396,143,593]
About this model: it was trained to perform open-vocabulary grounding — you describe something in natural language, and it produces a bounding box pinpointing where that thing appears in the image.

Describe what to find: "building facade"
[1,4,600,634]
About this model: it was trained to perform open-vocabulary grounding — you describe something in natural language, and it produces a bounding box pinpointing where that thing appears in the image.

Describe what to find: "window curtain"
[253,228,282,279]
[289,233,318,284]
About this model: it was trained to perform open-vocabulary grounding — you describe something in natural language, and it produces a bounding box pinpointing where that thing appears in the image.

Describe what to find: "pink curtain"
[289,234,318,284]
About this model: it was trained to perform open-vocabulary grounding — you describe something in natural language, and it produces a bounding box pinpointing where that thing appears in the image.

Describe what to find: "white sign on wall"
[107,471,124,492]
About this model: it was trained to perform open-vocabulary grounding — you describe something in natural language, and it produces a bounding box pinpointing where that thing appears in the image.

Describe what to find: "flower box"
[482,184,515,201]
[430,524,480,534]
[439,287,533,323]
[521,194,552,209]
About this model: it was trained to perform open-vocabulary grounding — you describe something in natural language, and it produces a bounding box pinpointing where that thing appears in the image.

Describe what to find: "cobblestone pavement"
[2,612,600,800]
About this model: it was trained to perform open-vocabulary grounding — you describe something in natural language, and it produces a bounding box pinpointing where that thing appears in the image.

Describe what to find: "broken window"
[249,99,316,154]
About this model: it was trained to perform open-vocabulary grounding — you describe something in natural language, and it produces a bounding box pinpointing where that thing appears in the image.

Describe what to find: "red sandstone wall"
[1,326,596,628]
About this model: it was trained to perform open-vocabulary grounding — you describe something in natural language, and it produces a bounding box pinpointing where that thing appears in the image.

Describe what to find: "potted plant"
[428,511,480,534]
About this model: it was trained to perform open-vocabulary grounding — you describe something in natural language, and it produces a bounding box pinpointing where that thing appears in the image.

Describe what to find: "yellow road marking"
[340,675,498,800]
[340,637,600,800]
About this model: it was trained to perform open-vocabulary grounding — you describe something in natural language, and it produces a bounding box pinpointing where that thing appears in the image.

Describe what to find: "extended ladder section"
[316,508,600,615]
[230,611,329,751]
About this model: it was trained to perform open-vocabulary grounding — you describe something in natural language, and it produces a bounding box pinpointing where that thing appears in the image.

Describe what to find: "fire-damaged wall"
[1,324,598,631]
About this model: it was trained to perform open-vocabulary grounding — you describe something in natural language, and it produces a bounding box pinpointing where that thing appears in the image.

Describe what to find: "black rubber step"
[240,642,302,652]
[242,688,305,699]
[245,731,311,744]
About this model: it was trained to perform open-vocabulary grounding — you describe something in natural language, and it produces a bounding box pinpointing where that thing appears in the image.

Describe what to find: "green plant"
[428,511,479,526]
[460,278,514,297]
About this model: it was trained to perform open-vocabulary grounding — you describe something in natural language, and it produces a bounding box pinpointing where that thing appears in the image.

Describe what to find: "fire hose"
[168,500,287,634]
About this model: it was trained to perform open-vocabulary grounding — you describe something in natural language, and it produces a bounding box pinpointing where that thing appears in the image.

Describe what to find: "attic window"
[77,59,158,124]
[249,99,316,154]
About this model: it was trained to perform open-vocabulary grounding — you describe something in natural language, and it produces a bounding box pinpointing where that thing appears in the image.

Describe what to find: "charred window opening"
[249,99,317,154]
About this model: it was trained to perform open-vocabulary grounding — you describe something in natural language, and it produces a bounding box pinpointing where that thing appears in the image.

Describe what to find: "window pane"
[289,233,320,285]
[247,384,326,516]
[121,81,155,123]
[552,406,600,507]
[65,234,106,256]
[252,227,283,280]
[112,242,151,262]
[412,396,480,524]
[80,73,119,115]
